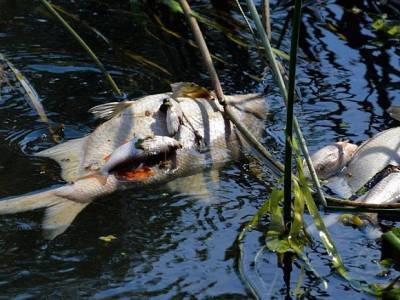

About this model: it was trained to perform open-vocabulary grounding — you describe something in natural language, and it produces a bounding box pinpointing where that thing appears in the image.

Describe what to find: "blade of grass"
[0,53,63,143]
[39,0,122,97]
[283,0,302,228]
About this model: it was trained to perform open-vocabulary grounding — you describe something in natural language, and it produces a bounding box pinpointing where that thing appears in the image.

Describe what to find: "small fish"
[161,98,183,136]
[171,82,213,100]
[387,106,400,122]
[83,136,182,184]
[356,172,400,204]
[303,141,358,180]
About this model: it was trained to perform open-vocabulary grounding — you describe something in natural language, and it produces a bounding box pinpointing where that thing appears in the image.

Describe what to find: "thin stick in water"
[262,0,272,40]
[178,0,284,177]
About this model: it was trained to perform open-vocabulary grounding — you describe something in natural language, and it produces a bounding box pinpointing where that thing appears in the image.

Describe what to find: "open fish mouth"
[112,152,177,182]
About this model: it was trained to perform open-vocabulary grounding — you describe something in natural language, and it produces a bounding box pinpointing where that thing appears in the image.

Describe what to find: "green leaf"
[372,18,386,30]
[268,188,284,233]
[99,235,117,242]
[161,0,183,14]
[266,236,291,253]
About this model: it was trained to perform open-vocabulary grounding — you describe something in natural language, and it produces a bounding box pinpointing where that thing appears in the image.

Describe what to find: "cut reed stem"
[262,0,271,40]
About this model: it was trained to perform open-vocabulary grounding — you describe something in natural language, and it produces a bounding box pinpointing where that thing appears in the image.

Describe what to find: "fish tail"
[0,186,89,239]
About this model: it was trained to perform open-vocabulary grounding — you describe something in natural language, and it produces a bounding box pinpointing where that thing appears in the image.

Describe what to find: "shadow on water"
[0,0,399,298]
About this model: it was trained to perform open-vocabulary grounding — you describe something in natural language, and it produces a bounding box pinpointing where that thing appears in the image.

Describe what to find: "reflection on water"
[0,0,399,298]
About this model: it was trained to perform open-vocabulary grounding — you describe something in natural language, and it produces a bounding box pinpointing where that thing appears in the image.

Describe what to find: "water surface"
[0,0,399,298]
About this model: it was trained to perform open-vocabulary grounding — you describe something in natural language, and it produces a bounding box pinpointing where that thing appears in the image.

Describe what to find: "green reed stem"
[283,0,302,228]
[245,0,327,208]
[39,0,122,97]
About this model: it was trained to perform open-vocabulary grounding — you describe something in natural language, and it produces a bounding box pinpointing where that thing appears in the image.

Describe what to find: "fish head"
[304,141,358,180]
[387,106,400,121]
[337,141,358,157]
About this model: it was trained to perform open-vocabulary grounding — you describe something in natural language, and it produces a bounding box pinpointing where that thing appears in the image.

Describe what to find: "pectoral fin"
[166,171,220,203]
[43,200,89,240]
[89,101,133,120]
[324,174,354,198]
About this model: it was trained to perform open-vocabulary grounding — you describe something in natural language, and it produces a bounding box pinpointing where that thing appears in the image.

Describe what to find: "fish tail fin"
[43,199,89,240]
[0,187,88,239]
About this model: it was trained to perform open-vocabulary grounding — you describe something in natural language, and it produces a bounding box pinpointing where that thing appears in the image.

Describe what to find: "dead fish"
[350,172,400,239]
[303,141,358,180]
[356,172,400,204]
[387,106,400,122]
[335,127,400,196]
[82,136,182,184]
[0,89,266,239]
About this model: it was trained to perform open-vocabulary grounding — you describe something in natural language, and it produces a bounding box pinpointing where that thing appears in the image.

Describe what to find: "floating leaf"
[388,25,400,36]
[372,18,386,31]
[99,235,117,242]
[339,214,365,227]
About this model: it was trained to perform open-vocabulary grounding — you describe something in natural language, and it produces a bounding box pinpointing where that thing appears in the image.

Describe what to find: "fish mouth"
[112,152,176,182]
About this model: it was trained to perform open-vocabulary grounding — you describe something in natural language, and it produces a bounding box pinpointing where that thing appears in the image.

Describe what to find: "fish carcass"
[0,91,267,239]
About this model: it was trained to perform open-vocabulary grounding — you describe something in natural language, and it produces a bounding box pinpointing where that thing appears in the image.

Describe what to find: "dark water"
[0,0,399,298]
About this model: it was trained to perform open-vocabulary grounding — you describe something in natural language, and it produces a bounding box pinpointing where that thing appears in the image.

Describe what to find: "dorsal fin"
[88,101,132,120]
[170,82,212,99]
[35,137,86,183]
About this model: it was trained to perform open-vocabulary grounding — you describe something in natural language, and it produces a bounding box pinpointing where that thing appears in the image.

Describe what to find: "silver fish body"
[356,172,400,204]
[303,141,358,180]
[0,92,266,239]
[336,127,400,196]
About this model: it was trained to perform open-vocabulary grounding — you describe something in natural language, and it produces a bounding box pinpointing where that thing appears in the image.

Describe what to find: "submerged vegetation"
[1,0,400,298]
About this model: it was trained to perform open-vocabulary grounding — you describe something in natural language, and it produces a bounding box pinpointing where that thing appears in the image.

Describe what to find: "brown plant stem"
[178,0,284,177]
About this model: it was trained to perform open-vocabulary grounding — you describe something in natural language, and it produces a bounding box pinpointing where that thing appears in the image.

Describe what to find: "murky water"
[0,0,399,298]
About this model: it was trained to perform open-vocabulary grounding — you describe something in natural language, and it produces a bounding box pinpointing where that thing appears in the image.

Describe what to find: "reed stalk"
[283,0,302,228]
[178,0,284,177]
[382,231,400,252]
[39,0,123,97]
[245,0,327,207]
[262,0,271,40]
